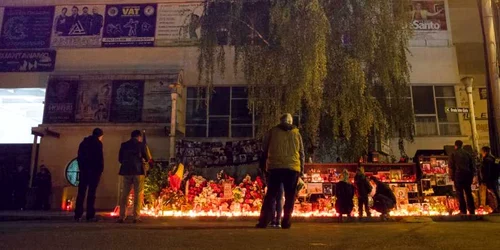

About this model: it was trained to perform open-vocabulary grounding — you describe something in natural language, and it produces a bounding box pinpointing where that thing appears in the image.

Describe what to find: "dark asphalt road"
[1,220,499,250]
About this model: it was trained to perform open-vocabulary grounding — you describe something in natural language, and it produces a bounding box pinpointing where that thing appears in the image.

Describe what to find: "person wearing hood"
[370,176,396,221]
[256,113,305,229]
[354,166,372,218]
[335,169,355,222]
[75,128,104,222]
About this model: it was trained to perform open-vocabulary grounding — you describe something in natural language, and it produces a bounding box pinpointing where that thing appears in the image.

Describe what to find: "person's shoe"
[133,219,142,224]
[116,219,125,224]
[272,223,281,229]
[255,223,267,229]
[74,217,82,223]
[281,220,291,229]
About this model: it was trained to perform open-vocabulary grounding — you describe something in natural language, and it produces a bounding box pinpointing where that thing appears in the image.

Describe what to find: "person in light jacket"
[256,113,305,229]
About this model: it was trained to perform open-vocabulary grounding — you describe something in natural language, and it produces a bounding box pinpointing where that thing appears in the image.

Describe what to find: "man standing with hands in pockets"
[117,130,151,223]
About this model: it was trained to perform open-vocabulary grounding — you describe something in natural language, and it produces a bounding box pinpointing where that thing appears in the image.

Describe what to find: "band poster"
[110,80,144,122]
[51,5,105,47]
[43,79,79,123]
[75,81,112,122]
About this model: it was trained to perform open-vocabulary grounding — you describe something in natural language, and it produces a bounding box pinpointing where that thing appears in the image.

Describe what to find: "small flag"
[143,130,153,161]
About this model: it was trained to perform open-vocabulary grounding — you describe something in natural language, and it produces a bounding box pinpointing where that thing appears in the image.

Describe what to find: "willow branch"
[229,15,271,46]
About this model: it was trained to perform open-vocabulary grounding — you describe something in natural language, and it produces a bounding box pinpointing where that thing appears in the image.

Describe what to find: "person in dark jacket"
[449,140,476,215]
[336,169,355,222]
[480,146,500,212]
[75,128,104,222]
[355,166,372,218]
[117,130,151,223]
[34,165,52,210]
[370,176,396,220]
[256,113,305,229]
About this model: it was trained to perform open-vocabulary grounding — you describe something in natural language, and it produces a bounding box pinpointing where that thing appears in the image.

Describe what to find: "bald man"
[256,113,304,229]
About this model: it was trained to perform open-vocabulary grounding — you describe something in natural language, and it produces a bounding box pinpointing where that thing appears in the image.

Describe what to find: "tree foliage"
[197,0,414,161]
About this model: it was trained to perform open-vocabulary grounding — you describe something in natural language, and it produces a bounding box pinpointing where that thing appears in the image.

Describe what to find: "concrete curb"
[0,212,493,223]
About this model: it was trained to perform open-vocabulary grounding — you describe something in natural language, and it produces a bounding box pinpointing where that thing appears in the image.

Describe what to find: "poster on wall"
[0,6,54,49]
[175,139,262,167]
[51,5,105,47]
[0,50,56,72]
[410,0,449,46]
[102,4,157,47]
[43,79,79,123]
[110,80,144,122]
[142,80,172,123]
[75,81,112,122]
[155,3,203,46]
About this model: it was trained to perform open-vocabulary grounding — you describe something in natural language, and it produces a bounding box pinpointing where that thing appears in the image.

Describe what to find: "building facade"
[0,0,491,210]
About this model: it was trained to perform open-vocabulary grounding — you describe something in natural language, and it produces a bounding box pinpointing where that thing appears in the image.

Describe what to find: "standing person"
[54,7,68,35]
[34,165,52,211]
[256,113,304,229]
[75,128,104,222]
[480,146,500,212]
[90,7,104,35]
[79,7,92,34]
[117,130,151,223]
[335,169,355,222]
[269,180,284,228]
[449,140,476,215]
[354,166,372,218]
[370,176,396,221]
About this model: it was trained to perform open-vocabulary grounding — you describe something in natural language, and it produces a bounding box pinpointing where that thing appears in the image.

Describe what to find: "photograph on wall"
[142,80,172,123]
[307,183,323,194]
[51,5,105,47]
[102,4,157,47]
[394,187,409,208]
[0,6,54,49]
[155,2,203,46]
[175,139,262,167]
[410,0,448,44]
[322,183,333,195]
[0,50,56,72]
[43,79,79,123]
[75,81,112,122]
[110,80,144,122]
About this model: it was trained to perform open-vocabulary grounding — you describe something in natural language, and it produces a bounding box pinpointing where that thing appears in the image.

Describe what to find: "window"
[411,86,460,136]
[0,88,45,143]
[186,87,254,138]
[65,158,79,187]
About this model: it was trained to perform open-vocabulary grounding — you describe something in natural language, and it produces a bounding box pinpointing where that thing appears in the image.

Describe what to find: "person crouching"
[369,176,396,221]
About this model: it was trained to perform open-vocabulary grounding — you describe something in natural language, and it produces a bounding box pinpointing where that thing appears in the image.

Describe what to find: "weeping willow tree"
[197,0,414,161]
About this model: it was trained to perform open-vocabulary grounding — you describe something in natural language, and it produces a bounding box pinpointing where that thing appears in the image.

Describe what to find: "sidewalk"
[0,210,497,223]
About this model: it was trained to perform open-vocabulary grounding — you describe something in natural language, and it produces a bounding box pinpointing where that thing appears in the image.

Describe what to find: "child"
[335,169,355,222]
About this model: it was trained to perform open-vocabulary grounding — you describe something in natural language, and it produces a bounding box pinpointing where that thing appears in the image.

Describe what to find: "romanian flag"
[143,130,153,171]
[169,163,184,191]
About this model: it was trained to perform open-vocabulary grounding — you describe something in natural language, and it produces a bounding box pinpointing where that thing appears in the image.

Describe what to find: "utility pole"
[478,0,500,156]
